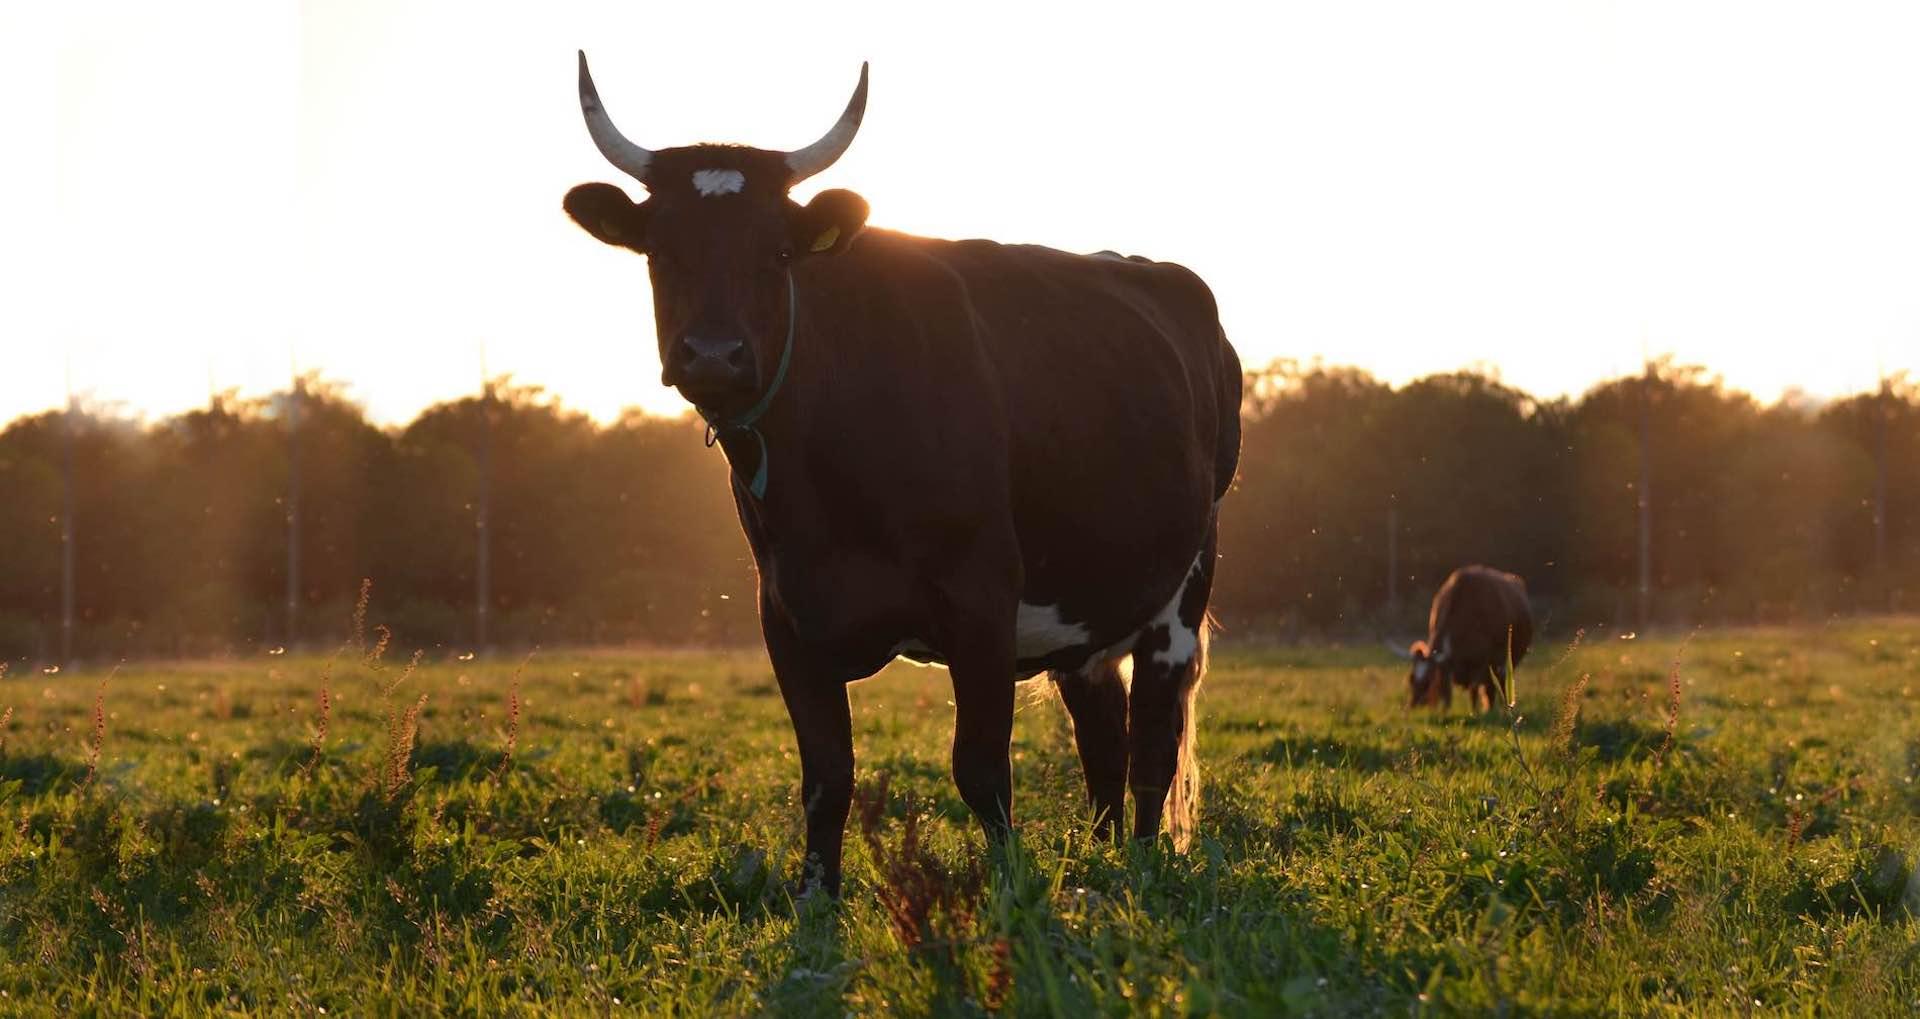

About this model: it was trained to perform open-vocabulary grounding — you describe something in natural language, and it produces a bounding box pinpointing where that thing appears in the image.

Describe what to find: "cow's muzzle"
[667,334,755,404]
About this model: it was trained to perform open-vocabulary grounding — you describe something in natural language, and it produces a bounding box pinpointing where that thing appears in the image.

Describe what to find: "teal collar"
[700,270,796,500]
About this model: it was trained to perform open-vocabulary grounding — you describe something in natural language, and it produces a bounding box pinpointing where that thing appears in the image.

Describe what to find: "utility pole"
[475,364,493,652]
[1873,374,1890,594]
[1636,361,1654,631]
[60,392,76,668]
[285,374,303,647]
[1386,496,1399,614]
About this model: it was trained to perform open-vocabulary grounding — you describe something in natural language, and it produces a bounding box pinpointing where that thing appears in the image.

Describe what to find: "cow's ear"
[565,183,650,252]
[791,188,868,257]
[1409,641,1430,661]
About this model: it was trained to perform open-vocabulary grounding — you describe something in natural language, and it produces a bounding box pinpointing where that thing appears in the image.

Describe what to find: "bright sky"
[3,1,1915,426]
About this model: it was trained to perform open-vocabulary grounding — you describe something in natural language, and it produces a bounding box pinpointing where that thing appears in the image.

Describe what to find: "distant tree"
[1566,363,1763,624]
[0,408,159,659]
[141,393,282,653]
[0,412,69,658]
[274,378,396,643]
[1218,363,1396,631]
[1,359,1912,662]
[1220,364,1567,633]
[1820,374,1920,610]
[1376,372,1569,620]
[581,411,756,644]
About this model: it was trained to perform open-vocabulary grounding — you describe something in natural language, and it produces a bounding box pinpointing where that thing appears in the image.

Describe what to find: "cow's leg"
[1051,654,1129,841]
[1489,663,1511,710]
[1129,532,1215,846]
[763,602,855,897]
[946,608,1020,841]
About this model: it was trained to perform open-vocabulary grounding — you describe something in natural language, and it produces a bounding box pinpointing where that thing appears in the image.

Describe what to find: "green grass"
[1,621,1917,1016]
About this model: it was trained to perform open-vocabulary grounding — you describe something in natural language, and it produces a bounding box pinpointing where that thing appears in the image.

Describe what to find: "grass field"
[1,619,1917,1016]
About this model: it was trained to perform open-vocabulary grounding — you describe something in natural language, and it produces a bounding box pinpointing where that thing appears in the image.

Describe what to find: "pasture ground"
[1,621,1917,1015]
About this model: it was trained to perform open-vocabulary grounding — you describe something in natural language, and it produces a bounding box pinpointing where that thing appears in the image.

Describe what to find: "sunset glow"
[5,0,1917,426]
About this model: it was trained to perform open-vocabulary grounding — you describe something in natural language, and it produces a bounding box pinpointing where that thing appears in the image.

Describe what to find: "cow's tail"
[1166,608,1209,851]
[1170,326,1236,849]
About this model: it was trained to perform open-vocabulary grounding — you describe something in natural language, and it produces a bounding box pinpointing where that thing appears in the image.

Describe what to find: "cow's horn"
[577,51,654,184]
[1384,639,1414,660]
[783,63,869,185]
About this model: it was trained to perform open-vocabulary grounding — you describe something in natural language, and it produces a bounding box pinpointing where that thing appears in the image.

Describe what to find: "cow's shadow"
[764,891,860,1016]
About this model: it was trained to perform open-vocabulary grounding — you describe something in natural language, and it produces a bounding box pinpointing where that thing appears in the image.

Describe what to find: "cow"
[562,54,1242,895]
[1399,565,1533,711]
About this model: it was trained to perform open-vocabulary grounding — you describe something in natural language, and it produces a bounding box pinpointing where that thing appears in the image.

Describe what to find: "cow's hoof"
[783,870,842,905]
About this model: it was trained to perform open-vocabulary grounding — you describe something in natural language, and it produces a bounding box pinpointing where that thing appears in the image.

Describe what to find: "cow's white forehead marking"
[691,169,745,197]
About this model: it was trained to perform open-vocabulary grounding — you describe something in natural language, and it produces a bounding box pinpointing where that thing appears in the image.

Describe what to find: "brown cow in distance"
[562,54,1242,895]
[1401,565,1534,711]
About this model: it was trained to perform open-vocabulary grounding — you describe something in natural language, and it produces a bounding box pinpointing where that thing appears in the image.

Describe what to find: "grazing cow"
[563,55,1242,894]
[1401,565,1533,711]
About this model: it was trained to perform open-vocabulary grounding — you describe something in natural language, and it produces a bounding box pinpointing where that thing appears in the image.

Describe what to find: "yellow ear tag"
[810,226,840,253]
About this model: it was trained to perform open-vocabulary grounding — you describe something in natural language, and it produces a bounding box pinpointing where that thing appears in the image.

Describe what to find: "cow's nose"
[682,334,748,367]
[674,334,753,393]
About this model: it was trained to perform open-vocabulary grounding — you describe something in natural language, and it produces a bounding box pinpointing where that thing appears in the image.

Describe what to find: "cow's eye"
[774,247,794,267]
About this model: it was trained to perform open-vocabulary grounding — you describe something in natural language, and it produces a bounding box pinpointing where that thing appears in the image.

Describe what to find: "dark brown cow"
[563,55,1241,894]
[1403,565,1534,711]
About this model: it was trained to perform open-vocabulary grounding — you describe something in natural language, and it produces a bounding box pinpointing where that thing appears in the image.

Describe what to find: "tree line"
[0,362,1913,662]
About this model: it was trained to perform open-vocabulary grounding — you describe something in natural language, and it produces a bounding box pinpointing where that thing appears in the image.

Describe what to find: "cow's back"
[922,239,1238,637]
[1430,566,1534,668]
[772,230,1239,654]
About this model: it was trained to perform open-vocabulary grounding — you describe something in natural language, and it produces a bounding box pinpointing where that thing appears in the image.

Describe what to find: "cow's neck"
[708,239,923,531]
[699,270,799,501]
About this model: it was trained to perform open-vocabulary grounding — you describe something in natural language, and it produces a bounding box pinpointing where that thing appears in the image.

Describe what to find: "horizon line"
[6,354,1912,432]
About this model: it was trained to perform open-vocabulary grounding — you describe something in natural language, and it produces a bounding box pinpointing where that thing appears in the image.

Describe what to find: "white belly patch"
[891,601,1093,665]
[1014,601,1093,658]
